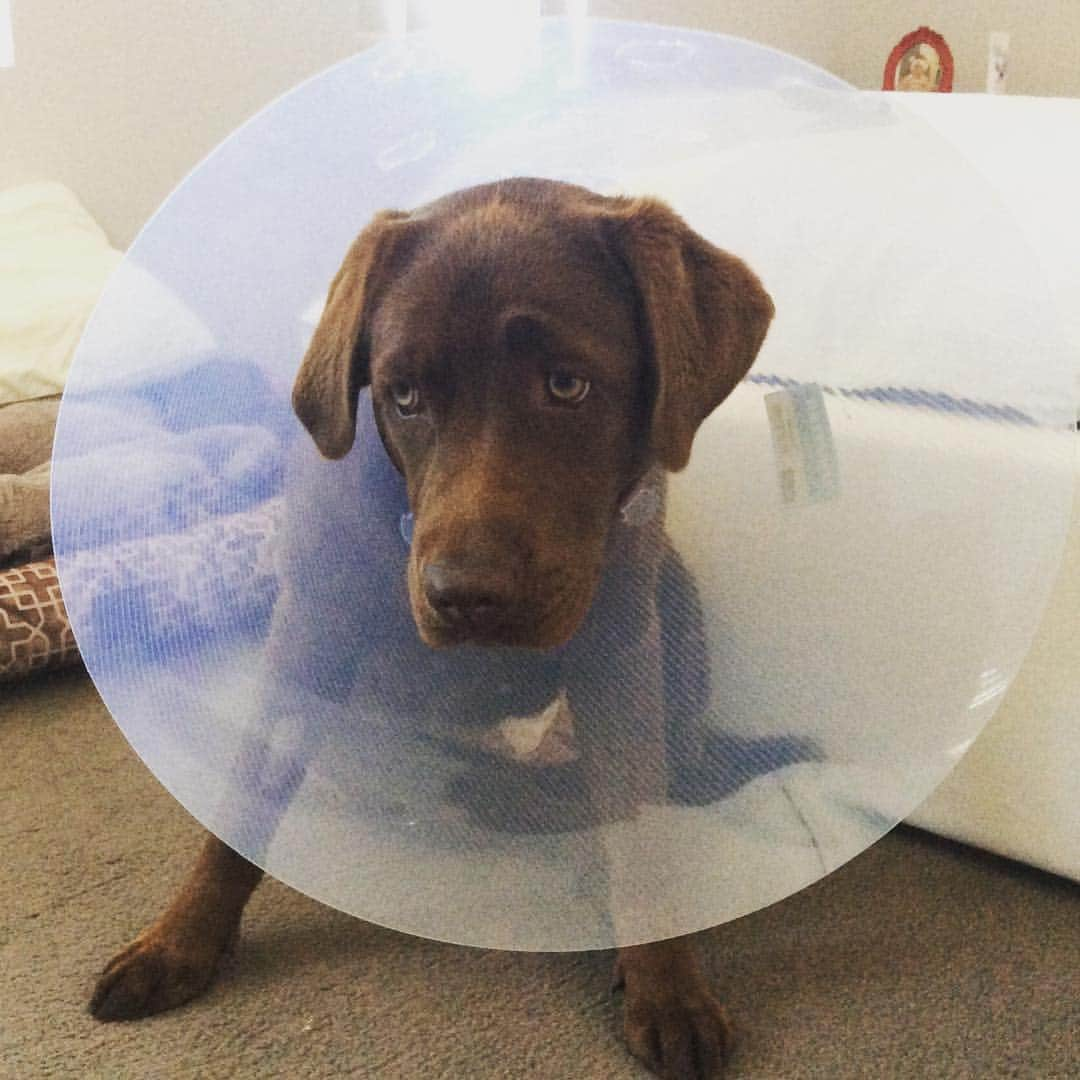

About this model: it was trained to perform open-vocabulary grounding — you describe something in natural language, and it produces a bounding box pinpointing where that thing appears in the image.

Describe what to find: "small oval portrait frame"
[883,27,954,93]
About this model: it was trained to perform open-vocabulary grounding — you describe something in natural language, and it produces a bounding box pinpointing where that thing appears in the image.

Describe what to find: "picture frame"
[883,26,954,93]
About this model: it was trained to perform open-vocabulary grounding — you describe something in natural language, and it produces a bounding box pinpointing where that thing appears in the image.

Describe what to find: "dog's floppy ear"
[598,197,774,471]
[292,209,411,460]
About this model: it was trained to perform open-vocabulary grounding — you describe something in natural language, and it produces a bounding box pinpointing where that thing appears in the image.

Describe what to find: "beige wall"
[820,0,1080,98]
[592,1,1080,98]
[2,1,1077,247]
[1,1,387,246]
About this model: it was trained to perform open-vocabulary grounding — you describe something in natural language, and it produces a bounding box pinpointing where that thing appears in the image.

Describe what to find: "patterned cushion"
[1,498,283,683]
[0,560,79,681]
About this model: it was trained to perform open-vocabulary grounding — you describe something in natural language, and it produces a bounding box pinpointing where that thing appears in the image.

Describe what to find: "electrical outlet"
[987,31,1010,94]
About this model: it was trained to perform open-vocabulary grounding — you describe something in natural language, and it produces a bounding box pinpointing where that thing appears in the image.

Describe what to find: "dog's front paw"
[89,927,226,1022]
[621,978,731,1079]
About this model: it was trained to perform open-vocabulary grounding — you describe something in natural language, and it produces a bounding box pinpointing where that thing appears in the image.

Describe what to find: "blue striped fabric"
[747,373,1040,427]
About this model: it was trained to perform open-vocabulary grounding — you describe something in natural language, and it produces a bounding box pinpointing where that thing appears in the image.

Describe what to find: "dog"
[89,178,774,1079]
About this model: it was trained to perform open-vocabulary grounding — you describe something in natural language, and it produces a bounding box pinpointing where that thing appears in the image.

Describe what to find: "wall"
[1,2,386,246]
[591,1,1080,97]
[2,1,1077,246]
[818,0,1080,98]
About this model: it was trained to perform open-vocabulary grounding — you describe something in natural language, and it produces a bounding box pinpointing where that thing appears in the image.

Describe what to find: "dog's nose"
[422,561,510,631]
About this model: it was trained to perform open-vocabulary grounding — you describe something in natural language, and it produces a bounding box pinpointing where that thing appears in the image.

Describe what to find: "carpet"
[2,668,1077,1078]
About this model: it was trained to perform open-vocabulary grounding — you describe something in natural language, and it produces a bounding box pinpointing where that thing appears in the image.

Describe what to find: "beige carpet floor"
[2,667,1078,1079]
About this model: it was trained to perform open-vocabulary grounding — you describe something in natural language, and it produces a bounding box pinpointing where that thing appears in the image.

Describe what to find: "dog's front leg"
[89,679,334,1022]
[568,615,730,1079]
[89,833,262,1021]
[614,937,730,1080]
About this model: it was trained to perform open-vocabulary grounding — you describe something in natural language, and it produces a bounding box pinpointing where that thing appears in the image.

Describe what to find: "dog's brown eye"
[391,380,421,417]
[547,372,590,405]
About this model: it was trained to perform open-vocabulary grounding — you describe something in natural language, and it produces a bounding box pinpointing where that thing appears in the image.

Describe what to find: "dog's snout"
[422,560,511,633]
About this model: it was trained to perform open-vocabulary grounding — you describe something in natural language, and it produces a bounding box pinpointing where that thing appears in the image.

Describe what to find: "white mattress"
[887,94,1079,881]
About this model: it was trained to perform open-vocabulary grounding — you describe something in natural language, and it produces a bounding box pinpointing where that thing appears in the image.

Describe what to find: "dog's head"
[293,179,773,650]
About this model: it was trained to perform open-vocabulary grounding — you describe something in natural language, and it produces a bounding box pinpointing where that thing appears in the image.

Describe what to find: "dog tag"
[620,484,661,527]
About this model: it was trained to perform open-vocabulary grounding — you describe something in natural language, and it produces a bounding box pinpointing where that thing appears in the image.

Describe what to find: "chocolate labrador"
[89,178,774,1079]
